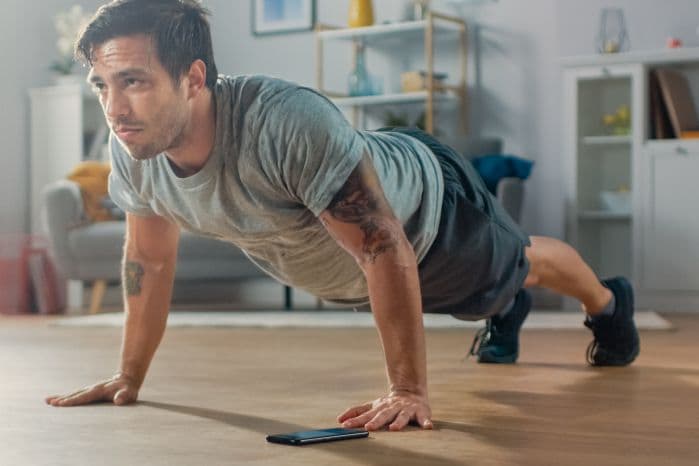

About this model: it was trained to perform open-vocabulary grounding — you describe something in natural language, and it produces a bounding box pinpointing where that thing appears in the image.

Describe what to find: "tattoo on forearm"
[328,159,399,264]
[124,261,145,296]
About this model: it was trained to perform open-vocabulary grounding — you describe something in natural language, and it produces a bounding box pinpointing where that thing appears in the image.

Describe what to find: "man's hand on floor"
[45,373,140,407]
[337,390,433,432]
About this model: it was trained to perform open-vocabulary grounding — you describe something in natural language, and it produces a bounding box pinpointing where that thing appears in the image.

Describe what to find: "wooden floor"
[2,313,698,466]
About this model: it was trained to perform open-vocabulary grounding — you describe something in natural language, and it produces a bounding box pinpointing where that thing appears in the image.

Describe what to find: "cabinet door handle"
[675,146,689,155]
[601,67,611,76]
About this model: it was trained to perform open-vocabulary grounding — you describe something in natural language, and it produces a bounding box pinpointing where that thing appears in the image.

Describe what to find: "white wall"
[0,1,24,235]
[0,0,103,235]
[557,0,699,55]
[3,0,699,239]
[464,0,561,236]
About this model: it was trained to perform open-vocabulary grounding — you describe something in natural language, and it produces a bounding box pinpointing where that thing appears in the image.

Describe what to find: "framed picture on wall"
[252,0,316,36]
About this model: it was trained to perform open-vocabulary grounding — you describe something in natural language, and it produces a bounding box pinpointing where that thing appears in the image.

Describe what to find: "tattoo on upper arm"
[327,158,399,264]
[327,171,377,223]
[360,218,398,263]
[124,261,145,296]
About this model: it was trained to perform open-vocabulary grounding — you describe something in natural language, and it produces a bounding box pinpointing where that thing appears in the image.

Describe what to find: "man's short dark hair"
[76,0,219,90]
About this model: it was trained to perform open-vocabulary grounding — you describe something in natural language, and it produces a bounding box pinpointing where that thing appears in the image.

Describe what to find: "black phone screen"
[266,428,368,445]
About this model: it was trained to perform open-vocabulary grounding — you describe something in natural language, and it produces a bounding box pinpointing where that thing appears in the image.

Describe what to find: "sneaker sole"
[477,351,518,364]
[592,345,639,366]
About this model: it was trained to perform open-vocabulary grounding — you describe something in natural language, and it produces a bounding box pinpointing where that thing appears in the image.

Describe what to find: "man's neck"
[166,89,216,178]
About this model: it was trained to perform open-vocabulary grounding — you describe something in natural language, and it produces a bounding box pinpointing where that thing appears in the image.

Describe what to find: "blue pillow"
[471,154,534,195]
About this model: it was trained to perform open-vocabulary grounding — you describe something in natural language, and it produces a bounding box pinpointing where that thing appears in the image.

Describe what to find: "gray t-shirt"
[109,75,444,305]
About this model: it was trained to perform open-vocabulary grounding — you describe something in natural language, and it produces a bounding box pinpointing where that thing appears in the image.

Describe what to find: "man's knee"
[523,237,549,287]
[523,266,540,288]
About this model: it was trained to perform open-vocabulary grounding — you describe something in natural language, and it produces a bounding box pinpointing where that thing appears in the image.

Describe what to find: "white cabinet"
[563,48,699,310]
[29,85,84,235]
[563,64,643,280]
[29,84,104,235]
[641,141,699,291]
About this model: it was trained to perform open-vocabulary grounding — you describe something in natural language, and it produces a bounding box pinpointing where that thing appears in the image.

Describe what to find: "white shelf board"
[330,91,456,107]
[561,47,699,68]
[317,19,462,45]
[582,135,632,145]
[578,210,632,220]
[644,139,699,151]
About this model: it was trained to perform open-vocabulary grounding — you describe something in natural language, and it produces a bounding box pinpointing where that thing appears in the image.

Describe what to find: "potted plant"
[51,5,91,85]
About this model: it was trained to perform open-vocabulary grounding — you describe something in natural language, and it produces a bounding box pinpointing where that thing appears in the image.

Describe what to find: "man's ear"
[184,59,207,98]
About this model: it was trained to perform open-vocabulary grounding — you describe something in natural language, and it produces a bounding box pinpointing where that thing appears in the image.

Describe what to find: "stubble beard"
[126,129,182,160]
[122,99,189,161]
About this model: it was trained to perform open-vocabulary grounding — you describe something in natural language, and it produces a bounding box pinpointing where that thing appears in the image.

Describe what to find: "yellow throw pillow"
[66,161,113,222]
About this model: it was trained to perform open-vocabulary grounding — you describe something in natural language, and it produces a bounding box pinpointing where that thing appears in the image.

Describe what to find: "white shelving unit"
[578,211,632,221]
[29,84,104,235]
[330,90,458,107]
[564,64,639,285]
[315,11,468,134]
[581,135,633,145]
[561,47,699,67]
[316,18,463,44]
[563,48,699,311]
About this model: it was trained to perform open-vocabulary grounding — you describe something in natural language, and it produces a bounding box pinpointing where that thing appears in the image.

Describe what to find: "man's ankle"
[584,287,614,317]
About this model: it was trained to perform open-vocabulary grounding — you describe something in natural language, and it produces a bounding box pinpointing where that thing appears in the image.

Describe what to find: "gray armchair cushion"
[440,135,503,160]
[496,177,525,224]
[43,180,87,277]
[42,179,266,283]
[69,221,125,260]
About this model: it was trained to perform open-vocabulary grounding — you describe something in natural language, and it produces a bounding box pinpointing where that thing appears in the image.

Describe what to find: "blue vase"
[348,44,372,97]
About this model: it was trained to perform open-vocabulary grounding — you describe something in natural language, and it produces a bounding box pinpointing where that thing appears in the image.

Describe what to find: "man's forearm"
[365,245,427,396]
[118,254,176,387]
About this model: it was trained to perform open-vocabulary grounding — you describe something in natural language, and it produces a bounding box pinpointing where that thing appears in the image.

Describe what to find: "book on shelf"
[654,68,699,139]
[680,130,699,140]
[649,70,675,139]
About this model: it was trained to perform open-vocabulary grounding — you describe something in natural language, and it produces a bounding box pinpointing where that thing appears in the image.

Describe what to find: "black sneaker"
[468,290,532,364]
[584,276,640,366]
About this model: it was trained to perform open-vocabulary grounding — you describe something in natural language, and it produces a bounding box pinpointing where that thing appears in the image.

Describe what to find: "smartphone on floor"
[266,427,369,446]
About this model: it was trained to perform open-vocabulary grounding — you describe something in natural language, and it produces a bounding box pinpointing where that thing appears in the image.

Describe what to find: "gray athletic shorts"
[381,127,531,321]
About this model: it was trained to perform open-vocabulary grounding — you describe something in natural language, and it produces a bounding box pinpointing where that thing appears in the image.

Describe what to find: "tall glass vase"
[413,0,431,20]
[596,8,629,54]
[348,43,372,97]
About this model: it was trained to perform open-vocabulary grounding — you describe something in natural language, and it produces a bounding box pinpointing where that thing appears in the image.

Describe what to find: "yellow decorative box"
[400,71,448,93]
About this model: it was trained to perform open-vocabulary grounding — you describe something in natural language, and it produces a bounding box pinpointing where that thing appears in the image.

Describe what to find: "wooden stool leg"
[89,280,107,315]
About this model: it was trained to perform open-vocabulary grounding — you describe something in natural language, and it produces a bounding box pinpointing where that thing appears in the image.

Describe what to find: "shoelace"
[465,320,493,361]
[584,317,617,365]
[585,339,598,365]
[584,319,597,364]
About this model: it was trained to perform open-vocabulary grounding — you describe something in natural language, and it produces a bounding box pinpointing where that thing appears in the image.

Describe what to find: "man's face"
[87,34,189,160]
